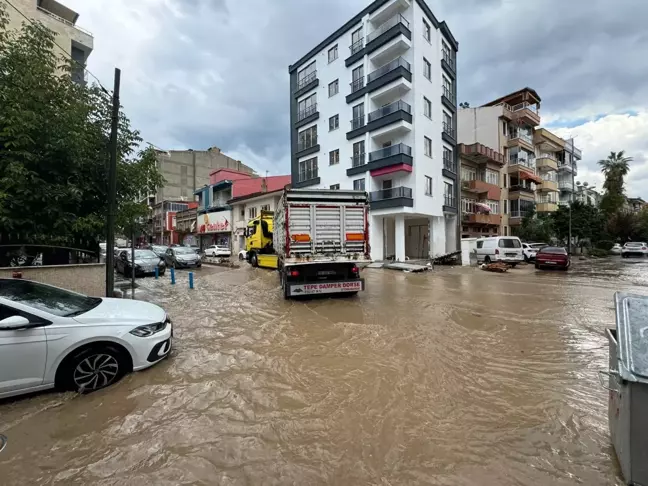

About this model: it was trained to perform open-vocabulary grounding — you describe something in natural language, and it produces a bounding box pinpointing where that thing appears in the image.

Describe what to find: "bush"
[589,248,609,258]
[595,240,615,251]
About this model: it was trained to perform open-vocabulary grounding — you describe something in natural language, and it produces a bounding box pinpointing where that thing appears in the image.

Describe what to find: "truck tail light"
[351,266,359,274]
[289,270,300,277]
[642,247,646,250]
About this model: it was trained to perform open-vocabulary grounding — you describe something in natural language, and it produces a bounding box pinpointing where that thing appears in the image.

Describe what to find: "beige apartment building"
[458,88,581,238]
[4,0,93,84]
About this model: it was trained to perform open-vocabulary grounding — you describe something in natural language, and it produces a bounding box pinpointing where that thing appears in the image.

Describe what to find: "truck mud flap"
[287,279,365,297]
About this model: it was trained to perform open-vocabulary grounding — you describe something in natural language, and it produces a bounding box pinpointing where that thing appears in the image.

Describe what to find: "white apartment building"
[288,0,459,261]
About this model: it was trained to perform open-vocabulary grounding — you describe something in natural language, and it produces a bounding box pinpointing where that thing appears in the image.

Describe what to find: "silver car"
[164,247,202,269]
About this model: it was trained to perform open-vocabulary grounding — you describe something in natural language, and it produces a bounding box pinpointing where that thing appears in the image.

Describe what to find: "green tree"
[515,210,554,243]
[551,201,604,245]
[599,151,632,215]
[0,3,163,264]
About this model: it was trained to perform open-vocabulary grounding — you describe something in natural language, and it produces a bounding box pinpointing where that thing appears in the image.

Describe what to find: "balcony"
[442,86,456,112]
[348,100,412,140]
[507,157,536,175]
[537,202,558,212]
[509,102,540,127]
[348,143,412,176]
[558,162,577,175]
[558,181,574,192]
[442,122,456,144]
[506,133,535,153]
[509,185,536,199]
[295,103,318,128]
[350,77,365,94]
[534,128,565,152]
[369,186,413,210]
[369,0,410,25]
[443,156,457,179]
[296,136,319,157]
[347,57,412,104]
[461,180,501,200]
[294,70,319,98]
[441,50,456,79]
[37,0,93,47]
[350,38,364,57]
[294,168,319,188]
[459,143,505,167]
[366,15,411,66]
[535,154,558,171]
[443,196,457,213]
[509,210,531,224]
[539,180,558,192]
[463,213,502,226]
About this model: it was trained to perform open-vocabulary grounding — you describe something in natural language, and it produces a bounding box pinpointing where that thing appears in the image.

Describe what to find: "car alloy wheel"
[73,353,119,391]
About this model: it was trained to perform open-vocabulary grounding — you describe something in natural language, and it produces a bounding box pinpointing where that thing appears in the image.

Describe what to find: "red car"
[535,246,570,270]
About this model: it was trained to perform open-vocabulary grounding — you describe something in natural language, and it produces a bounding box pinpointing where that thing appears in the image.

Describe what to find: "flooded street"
[2,259,646,485]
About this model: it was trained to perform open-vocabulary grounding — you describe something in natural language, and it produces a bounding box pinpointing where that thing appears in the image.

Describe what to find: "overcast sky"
[65,0,648,198]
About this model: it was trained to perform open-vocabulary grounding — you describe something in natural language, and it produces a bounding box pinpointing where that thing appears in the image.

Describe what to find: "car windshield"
[175,248,195,255]
[0,279,102,317]
[498,238,521,248]
[133,250,157,259]
[152,246,168,252]
[540,247,567,254]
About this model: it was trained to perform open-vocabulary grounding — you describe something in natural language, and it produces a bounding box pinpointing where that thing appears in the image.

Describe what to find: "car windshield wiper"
[64,297,103,317]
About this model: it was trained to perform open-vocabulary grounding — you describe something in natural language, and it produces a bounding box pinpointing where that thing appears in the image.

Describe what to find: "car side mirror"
[0,315,31,330]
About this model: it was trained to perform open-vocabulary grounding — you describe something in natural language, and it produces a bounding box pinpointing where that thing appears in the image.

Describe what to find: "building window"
[352,140,365,167]
[297,125,317,151]
[425,176,433,196]
[424,136,432,157]
[329,79,339,97]
[329,114,339,131]
[444,182,454,206]
[329,149,340,165]
[423,19,431,41]
[503,174,507,188]
[461,166,476,181]
[240,209,245,219]
[353,178,365,191]
[261,204,270,211]
[351,27,363,55]
[485,169,499,186]
[423,58,431,80]
[297,61,316,90]
[486,201,499,214]
[248,207,257,219]
[462,198,476,213]
[424,97,432,118]
[442,41,454,68]
[328,45,338,63]
[330,184,340,190]
[298,157,318,182]
[352,102,365,130]
[351,65,364,92]
[297,93,317,121]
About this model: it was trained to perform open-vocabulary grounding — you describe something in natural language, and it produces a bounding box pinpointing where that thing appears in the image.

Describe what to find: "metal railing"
[297,104,317,121]
[442,122,455,139]
[536,152,557,161]
[350,116,365,130]
[297,135,318,152]
[368,143,412,162]
[509,132,533,145]
[442,86,455,101]
[37,6,93,36]
[297,71,317,91]
[351,153,366,168]
[442,50,455,69]
[509,185,535,194]
[510,211,531,218]
[443,156,456,173]
[558,181,574,190]
[367,57,411,83]
[509,157,535,170]
[511,101,538,113]
[350,38,364,55]
[444,196,457,208]
[298,168,318,182]
[367,100,411,122]
[350,77,365,93]
[370,186,412,201]
[541,173,557,183]
[366,14,410,43]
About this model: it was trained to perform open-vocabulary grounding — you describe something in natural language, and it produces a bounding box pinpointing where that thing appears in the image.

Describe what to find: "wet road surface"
[2,258,646,485]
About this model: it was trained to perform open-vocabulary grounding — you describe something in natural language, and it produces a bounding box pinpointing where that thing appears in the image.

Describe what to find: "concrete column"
[429,217,446,258]
[395,214,405,262]
[370,215,384,261]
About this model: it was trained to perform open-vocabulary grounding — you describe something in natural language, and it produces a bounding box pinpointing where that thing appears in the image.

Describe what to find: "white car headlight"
[130,320,167,337]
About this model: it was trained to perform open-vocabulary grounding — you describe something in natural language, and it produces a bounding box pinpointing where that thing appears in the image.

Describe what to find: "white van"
[475,236,524,266]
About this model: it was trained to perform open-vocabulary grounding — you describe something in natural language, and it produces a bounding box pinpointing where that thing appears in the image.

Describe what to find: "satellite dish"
[583,182,589,187]
[576,181,582,185]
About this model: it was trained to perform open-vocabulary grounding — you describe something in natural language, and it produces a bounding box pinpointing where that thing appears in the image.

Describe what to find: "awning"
[520,171,543,184]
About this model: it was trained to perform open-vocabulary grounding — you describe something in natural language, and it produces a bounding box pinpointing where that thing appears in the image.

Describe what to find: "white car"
[522,242,547,262]
[621,242,648,258]
[238,249,247,261]
[204,245,231,257]
[610,243,622,255]
[0,278,172,399]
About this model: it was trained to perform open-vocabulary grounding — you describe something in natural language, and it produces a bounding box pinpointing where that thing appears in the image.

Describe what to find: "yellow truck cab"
[245,210,278,268]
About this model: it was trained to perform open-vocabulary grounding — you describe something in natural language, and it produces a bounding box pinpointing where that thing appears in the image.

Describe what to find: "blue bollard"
[189,272,194,290]
[155,266,159,279]
[170,267,175,285]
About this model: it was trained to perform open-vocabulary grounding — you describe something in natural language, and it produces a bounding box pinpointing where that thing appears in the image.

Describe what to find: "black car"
[163,247,202,269]
[116,250,166,277]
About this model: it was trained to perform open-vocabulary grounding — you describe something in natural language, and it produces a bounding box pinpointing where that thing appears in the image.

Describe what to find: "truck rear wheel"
[280,270,290,300]
[250,252,258,267]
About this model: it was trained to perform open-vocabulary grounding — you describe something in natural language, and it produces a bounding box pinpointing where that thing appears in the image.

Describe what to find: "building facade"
[5,0,93,84]
[558,138,580,206]
[288,0,459,261]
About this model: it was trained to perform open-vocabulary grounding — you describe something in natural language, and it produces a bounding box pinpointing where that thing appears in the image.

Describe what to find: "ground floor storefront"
[198,232,231,250]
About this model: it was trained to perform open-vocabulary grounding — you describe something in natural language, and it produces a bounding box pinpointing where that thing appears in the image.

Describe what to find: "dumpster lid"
[615,292,648,381]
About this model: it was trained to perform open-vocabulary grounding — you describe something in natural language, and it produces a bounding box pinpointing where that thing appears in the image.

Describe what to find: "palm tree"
[599,151,632,195]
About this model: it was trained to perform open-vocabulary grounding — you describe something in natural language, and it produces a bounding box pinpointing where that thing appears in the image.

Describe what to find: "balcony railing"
[351,153,366,168]
[298,168,318,182]
[350,38,364,55]
[558,181,574,190]
[443,122,455,139]
[368,143,412,162]
[367,100,411,122]
[350,77,365,93]
[442,50,455,68]
[297,71,317,91]
[541,174,557,183]
[537,152,557,161]
[370,186,412,202]
[367,56,411,83]
[350,116,365,130]
[297,104,317,121]
[37,6,93,36]
[444,196,457,208]
[538,197,558,204]
[509,133,533,145]
[442,86,455,102]
[509,185,535,194]
[366,14,410,43]
[509,157,535,171]
[511,101,538,114]
[297,136,318,152]
[510,211,531,219]
[443,156,456,173]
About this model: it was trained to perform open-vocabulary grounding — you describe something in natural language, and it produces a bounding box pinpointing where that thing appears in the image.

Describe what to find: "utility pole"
[568,137,576,255]
[105,68,121,297]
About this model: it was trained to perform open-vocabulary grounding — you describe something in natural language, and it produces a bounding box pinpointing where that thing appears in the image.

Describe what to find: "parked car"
[204,245,231,257]
[150,245,169,258]
[238,249,247,261]
[475,236,524,266]
[610,243,622,255]
[116,249,166,277]
[621,242,648,258]
[0,278,172,399]
[186,245,202,255]
[535,246,570,270]
[164,247,202,268]
[522,242,548,262]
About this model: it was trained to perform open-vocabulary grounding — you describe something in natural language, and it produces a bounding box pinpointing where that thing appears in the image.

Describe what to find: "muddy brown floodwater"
[2,258,647,485]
